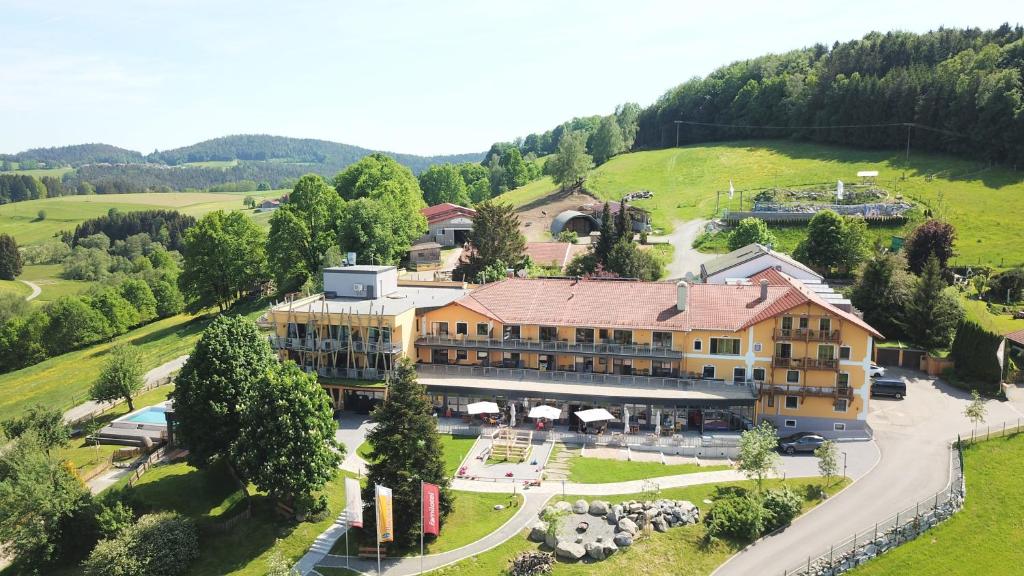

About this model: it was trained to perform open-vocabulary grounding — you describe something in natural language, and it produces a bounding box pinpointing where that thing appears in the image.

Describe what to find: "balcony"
[771,356,839,371]
[268,336,402,355]
[415,335,684,359]
[773,328,842,342]
[760,383,853,399]
[415,362,757,398]
[312,366,387,381]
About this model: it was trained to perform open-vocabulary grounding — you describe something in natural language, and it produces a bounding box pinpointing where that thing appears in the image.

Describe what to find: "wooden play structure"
[490,427,533,462]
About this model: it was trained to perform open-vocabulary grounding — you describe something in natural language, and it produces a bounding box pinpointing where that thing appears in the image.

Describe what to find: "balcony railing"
[414,362,758,398]
[760,383,853,399]
[415,335,684,359]
[269,336,402,354]
[311,366,387,381]
[771,356,840,371]
[773,328,842,342]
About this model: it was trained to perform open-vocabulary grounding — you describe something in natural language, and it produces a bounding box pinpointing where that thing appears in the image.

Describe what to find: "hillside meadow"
[499,141,1024,269]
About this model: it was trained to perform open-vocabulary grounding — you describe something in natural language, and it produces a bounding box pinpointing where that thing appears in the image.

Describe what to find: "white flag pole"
[420,480,425,576]
[345,510,350,569]
[375,485,382,576]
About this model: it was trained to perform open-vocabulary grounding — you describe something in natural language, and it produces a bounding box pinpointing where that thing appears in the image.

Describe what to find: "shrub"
[556,230,578,244]
[81,536,142,576]
[37,209,47,221]
[83,513,199,576]
[761,487,802,532]
[508,551,554,576]
[703,495,765,541]
[950,320,1003,392]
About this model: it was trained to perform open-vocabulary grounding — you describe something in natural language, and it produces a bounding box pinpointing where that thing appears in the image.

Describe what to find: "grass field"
[0,278,31,299]
[1,166,75,178]
[353,477,847,576]
[849,434,1024,575]
[18,263,94,303]
[962,298,1024,336]
[501,141,1024,268]
[565,455,731,484]
[181,160,240,168]
[357,434,476,477]
[496,175,559,208]
[0,189,286,246]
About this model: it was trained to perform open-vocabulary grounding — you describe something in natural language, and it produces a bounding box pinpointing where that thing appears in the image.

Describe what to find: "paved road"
[714,369,1023,576]
[20,279,41,301]
[63,354,188,423]
[656,219,712,280]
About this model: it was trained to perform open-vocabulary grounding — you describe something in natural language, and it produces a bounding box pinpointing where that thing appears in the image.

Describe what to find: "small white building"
[419,203,476,247]
[700,243,822,285]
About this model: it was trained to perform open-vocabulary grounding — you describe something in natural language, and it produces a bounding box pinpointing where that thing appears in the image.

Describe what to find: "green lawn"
[19,263,95,303]
[0,278,31,298]
[330,490,524,557]
[1,166,75,178]
[566,455,731,484]
[395,477,846,576]
[961,298,1024,336]
[0,190,285,247]
[181,160,240,168]
[496,175,559,208]
[849,434,1024,575]
[498,141,1024,267]
[358,434,476,477]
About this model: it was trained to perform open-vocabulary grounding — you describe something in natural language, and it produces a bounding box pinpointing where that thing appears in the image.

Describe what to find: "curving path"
[652,219,712,280]
[19,279,41,301]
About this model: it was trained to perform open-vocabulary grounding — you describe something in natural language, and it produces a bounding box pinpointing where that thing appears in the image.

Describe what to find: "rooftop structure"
[524,242,589,271]
[701,243,822,284]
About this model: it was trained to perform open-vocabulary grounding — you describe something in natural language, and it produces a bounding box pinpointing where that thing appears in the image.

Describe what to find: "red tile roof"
[421,203,476,225]
[1006,329,1024,347]
[453,273,882,338]
[524,243,589,270]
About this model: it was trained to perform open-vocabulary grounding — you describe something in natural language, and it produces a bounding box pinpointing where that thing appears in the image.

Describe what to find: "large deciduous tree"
[590,115,625,165]
[41,297,110,356]
[1,405,70,457]
[904,255,964,350]
[795,210,868,276]
[267,174,344,292]
[361,359,452,548]
[454,201,526,281]
[0,233,23,280]
[179,210,268,311]
[729,217,776,251]
[904,219,957,273]
[418,164,471,207]
[547,129,592,190]
[233,362,342,508]
[171,315,275,469]
[90,344,145,412]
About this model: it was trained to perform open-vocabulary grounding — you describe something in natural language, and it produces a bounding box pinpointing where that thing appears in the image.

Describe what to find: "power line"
[670,120,966,138]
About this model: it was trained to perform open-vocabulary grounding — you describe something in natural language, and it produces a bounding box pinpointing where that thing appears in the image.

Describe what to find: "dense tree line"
[69,210,196,252]
[635,26,1024,164]
[0,173,47,203]
[0,143,144,167]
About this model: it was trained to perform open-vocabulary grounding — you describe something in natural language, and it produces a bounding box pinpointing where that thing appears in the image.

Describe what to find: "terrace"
[415,335,684,359]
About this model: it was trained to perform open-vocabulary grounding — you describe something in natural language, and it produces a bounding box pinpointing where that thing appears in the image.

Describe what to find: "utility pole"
[903,123,912,180]
[674,121,684,148]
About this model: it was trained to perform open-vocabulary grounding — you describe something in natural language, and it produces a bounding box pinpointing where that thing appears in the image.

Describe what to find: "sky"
[0,0,1018,156]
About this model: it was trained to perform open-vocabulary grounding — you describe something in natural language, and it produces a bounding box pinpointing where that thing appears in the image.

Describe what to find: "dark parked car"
[871,378,907,400]
[777,432,826,454]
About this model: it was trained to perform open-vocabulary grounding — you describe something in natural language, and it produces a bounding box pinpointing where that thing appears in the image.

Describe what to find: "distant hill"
[0,134,484,195]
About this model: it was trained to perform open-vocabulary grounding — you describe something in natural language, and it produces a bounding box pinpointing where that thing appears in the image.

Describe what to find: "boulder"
[589,500,609,516]
[643,508,659,521]
[554,501,573,514]
[555,540,587,560]
[529,522,549,542]
[677,500,698,515]
[616,517,639,535]
[602,541,619,557]
[652,516,669,532]
[608,504,623,523]
[627,502,644,513]
[544,531,558,549]
[586,542,605,561]
[573,499,589,514]
[613,532,633,547]
[539,505,555,518]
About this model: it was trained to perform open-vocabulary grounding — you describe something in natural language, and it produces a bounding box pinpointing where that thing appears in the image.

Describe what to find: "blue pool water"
[123,406,168,425]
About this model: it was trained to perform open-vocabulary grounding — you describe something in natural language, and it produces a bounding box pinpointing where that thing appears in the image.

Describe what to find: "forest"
[506,26,1024,166]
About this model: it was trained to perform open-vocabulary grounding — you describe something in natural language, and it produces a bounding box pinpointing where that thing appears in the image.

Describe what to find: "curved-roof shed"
[550,210,600,235]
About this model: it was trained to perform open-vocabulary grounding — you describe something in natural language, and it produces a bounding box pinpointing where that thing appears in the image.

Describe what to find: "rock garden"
[527,498,700,562]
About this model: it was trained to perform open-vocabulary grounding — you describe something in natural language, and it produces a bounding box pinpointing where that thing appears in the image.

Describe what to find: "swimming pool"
[122,406,168,426]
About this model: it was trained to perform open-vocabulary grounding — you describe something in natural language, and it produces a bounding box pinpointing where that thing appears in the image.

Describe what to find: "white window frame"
[476,323,490,337]
[752,367,766,382]
[818,343,836,360]
[733,367,746,382]
[834,398,848,412]
[784,419,797,428]
[834,422,847,431]
[456,349,468,361]
[456,322,468,336]
[702,365,716,379]
[710,337,741,356]
[786,370,800,384]
[693,339,703,352]
[754,342,763,353]
[839,345,852,360]
[785,395,799,409]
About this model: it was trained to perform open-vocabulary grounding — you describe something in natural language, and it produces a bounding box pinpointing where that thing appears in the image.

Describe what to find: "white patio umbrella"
[622,405,630,433]
[528,405,562,420]
[654,409,662,436]
[509,403,516,427]
[467,401,500,415]
[575,408,615,423]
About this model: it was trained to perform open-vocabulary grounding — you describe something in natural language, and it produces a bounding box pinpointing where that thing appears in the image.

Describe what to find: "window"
[476,323,489,337]
[775,342,792,358]
[503,325,520,340]
[839,346,851,360]
[575,328,595,344]
[786,370,800,384]
[799,317,809,329]
[540,326,558,342]
[456,322,468,336]
[767,393,775,407]
[753,367,766,381]
[753,343,763,353]
[653,331,672,349]
[817,344,835,361]
[834,423,847,432]
[784,419,797,428]
[785,395,799,409]
[781,316,793,330]
[819,317,832,332]
[710,338,741,355]
[837,373,850,388]
[476,351,488,360]
[693,339,703,351]
[613,329,633,345]
[368,326,391,343]
[733,367,746,382]
[834,399,848,412]
[432,322,449,336]
[702,365,716,379]
[456,349,468,361]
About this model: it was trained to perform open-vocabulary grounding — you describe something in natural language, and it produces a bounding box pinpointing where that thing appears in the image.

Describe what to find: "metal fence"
[778,419,1024,576]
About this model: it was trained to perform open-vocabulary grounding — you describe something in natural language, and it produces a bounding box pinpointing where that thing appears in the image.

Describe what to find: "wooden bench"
[358,546,387,559]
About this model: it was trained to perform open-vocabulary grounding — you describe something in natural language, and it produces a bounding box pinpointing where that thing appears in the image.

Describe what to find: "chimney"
[759,279,769,301]
[677,281,689,311]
